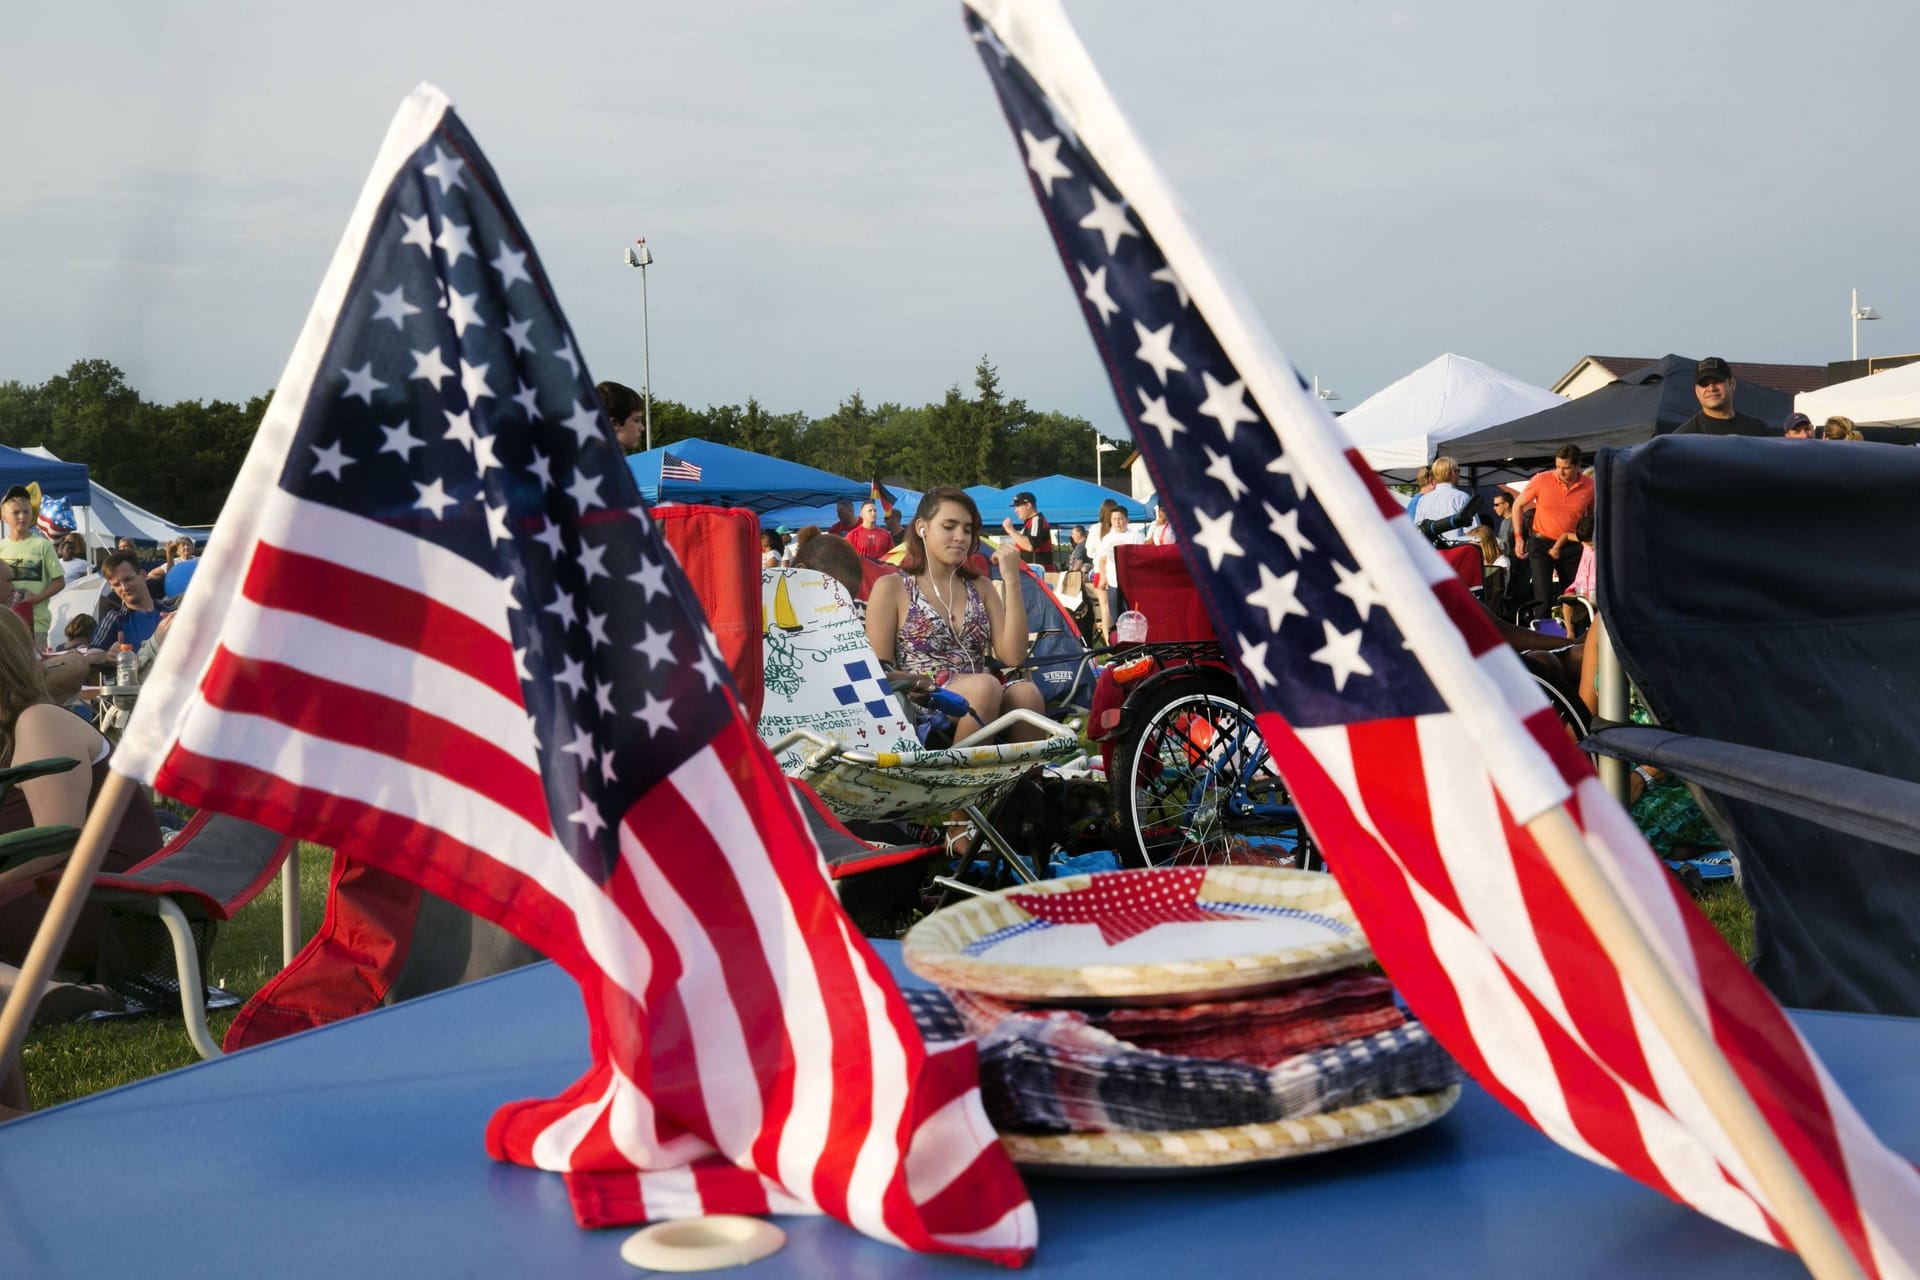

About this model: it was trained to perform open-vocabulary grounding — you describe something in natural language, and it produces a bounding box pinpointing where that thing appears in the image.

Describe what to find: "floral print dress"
[895,574,993,676]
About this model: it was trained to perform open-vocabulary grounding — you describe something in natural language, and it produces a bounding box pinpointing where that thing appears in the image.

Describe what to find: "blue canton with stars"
[967,14,1444,726]
[284,105,731,882]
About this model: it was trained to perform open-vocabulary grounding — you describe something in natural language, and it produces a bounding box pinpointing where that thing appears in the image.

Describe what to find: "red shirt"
[1516,468,1594,540]
[846,525,893,559]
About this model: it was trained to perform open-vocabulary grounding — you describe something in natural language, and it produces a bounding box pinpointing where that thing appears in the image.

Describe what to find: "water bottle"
[116,642,137,687]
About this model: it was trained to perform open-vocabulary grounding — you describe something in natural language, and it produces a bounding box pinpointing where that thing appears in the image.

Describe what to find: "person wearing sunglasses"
[1672,356,1772,436]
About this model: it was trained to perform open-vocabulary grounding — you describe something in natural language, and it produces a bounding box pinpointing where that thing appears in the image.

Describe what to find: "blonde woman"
[1821,415,1863,441]
[1411,456,1482,546]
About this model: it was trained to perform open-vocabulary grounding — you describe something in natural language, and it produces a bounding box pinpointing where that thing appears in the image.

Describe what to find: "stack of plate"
[902,865,1460,1173]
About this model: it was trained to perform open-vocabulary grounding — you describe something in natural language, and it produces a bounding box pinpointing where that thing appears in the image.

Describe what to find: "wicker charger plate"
[1002,1088,1460,1174]
[903,866,1371,1005]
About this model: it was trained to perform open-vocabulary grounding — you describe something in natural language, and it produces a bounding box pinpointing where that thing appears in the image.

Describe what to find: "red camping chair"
[1436,544,1484,592]
[656,504,764,722]
[1115,543,1215,642]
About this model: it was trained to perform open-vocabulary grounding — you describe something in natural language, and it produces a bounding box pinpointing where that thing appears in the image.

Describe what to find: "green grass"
[1695,880,1754,961]
[19,843,335,1111]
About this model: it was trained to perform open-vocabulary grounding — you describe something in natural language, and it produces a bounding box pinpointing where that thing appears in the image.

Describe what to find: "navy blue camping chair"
[990,560,1099,716]
[1590,436,1920,1016]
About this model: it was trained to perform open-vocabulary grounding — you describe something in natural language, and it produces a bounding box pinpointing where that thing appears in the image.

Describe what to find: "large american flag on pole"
[111,83,1035,1266]
[963,3,1920,1275]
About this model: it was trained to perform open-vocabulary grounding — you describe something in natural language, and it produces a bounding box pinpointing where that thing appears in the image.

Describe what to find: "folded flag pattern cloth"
[940,972,1407,1064]
[903,987,1460,1136]
[1088,974,1404,1064]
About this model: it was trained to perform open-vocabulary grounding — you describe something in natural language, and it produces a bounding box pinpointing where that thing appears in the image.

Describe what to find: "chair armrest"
[1585,725,1920,856]
[0,756,82,800]
[953,708,1076,749]
[0,824,81,875]
[764,728,845,770]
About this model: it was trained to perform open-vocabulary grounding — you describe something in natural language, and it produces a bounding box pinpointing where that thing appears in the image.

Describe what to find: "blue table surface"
[3,942,1915,1278]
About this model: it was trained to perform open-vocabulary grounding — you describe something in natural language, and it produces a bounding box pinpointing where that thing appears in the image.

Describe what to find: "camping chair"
[1589,435,1920,1016]
[88,812,298,1058]
[656,503,765,723]
[989,559,1099,717]
[1,789,296,1059]
[758,569,1083,888]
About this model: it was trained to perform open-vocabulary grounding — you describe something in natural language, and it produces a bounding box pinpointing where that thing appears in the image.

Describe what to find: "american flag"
[113,84,1035,1266]
[964,3,1920,1275]
[660,451,702,482]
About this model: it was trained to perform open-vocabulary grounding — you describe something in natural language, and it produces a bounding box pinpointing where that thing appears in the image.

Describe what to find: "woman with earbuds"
[865,486,1047,743]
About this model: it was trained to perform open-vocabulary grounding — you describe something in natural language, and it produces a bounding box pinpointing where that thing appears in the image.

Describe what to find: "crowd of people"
[1411,357,1874,633]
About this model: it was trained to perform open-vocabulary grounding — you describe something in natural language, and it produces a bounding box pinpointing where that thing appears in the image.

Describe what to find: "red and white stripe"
[1261,463,1920,1279]
[120,495,1036,1266]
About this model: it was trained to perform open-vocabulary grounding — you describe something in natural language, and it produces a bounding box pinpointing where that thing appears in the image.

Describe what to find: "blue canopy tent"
[999,474,1150,527]
[0,444,90,505]
[761,485,925,533]
[962,483,1006,513]
[627,439,867,516]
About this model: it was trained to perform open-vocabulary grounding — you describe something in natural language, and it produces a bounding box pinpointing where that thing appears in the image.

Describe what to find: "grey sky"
[3,1,1916,438]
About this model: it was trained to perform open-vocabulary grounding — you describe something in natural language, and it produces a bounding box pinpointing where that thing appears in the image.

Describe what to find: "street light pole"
[624,238,656,451]
[1095,433,1117,488]
[1851,287,1881,363]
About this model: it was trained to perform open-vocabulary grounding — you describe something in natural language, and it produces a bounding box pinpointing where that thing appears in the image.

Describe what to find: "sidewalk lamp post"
[623,237,655,451]
[1852,287,1880,362]
[1095,434,1118,488]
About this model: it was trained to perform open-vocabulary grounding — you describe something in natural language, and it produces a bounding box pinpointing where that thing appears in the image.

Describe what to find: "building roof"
[1726,362,1836,395]
[1551,355,1658,395]
[1551,355,1833,397]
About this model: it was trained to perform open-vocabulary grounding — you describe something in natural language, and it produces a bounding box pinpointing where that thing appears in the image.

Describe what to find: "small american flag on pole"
[660,451,702,482]
[112,83,1035,1265]
[963,4,1920,1276]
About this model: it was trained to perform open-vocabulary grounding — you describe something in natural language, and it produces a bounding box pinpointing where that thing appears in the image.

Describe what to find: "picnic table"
[3,943,1915,1277]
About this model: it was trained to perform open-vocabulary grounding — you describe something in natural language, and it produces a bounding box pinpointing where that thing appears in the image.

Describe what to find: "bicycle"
[1089,639,1314,871]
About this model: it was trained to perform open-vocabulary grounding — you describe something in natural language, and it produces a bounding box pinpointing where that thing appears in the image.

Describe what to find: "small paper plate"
[903,866,1370,1004]
[619,1216,786,1272]
[1002,1088,1460,1174]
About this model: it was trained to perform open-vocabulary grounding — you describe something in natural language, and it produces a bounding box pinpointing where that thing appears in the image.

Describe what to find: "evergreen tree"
[804,391,876,479]
[914,385,977,490]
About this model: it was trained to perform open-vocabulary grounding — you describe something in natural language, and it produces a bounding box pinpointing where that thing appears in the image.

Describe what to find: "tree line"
[0,355,1117,526]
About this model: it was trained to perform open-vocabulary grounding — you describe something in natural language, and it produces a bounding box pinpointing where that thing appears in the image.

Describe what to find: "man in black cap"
[1782,412,1814,438]
[1001,492,1054,572]
[1672,357,1772,436]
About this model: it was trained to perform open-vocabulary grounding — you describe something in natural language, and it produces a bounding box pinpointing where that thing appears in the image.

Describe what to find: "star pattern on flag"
[1008,868,1244,947]
[966,11,1444,726]
[278,121,734,881]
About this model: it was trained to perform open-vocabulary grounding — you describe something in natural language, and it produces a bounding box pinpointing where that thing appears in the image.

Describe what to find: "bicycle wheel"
[1109,671,1311,870]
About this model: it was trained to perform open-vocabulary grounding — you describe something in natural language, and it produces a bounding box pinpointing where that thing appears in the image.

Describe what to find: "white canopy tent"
[1336,353,1566,473]
[22,446,201,550]
[1795,361,1920,429]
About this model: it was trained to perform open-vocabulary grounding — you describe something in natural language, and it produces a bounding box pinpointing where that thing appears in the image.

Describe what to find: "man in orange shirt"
[1513,442,1594,620]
